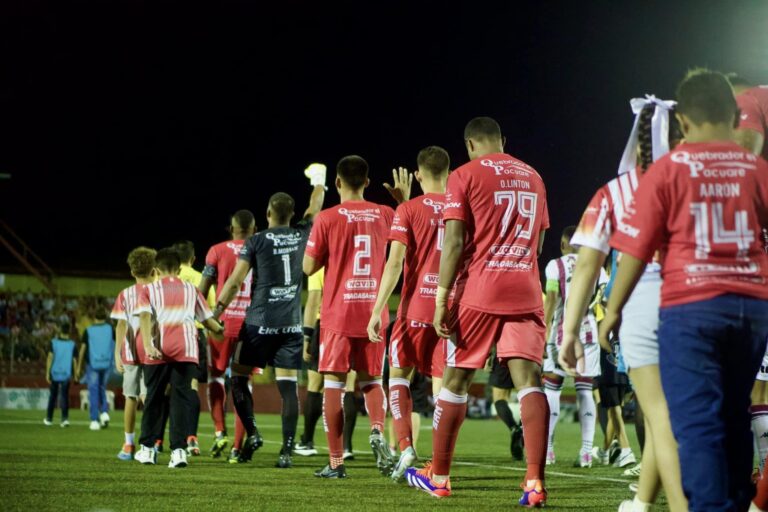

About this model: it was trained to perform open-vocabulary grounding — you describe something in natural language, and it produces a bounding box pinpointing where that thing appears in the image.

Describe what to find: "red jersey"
[135,276,214,365]
[610,141,768,307]
[203,240,253,337]
[443,153,549,314]
[736,86,768,160]
[389,193,445,324]
[306,200,395,337]
[110,283,146,365]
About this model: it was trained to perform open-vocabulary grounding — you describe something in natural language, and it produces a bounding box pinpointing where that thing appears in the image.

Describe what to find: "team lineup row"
[55,68,768,511]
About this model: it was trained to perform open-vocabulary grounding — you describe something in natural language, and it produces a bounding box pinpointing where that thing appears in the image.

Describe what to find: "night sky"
[1,1,766,276]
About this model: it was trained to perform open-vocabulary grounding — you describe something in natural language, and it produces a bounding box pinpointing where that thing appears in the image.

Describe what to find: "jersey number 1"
[281,254,291,285]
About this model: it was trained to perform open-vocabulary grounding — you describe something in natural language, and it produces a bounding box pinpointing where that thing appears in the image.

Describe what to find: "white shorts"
[619,273,661,369]
[123,364,147,399]
[542,342,601,378]
[756,347,768,382]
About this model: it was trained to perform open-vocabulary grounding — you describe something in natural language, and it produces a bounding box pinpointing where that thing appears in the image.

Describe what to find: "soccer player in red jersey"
[729,73,768,159]
[406,117,550,504]
[198,210,257,460]
[366,146,450,481]
[600,70,768,511]
[303,155,396,479]
[111,246,155,461]
[133,248,224,468]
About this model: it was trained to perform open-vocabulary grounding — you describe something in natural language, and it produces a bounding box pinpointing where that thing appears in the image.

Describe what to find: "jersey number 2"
[353,235,371,276]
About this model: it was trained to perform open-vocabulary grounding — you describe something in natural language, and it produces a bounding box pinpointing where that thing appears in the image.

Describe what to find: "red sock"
[389,378,413,451]
[360,380,387,433]
[323,381,345,468]
[519,387,550,482]
[208,377,226,433]
[431,388,468,476]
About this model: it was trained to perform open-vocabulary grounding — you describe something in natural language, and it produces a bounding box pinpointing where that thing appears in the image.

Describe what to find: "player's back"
[205,239,252,331]
[113,283,146,364]
[443,153,549,315]
[308,200,395,337]
[391,193,445,323]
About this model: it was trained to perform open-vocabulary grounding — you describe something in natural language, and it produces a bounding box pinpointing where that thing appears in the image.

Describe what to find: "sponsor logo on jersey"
[338,208,381,223]
[345,278,378,290]
[422,273,439,285]
[422,197,444,215]
[490,244,531,257]
[391,225,408,232]
[265,232,303,246]
[409,320,431,328]
[444,201,461,209]
[270,285,299,298]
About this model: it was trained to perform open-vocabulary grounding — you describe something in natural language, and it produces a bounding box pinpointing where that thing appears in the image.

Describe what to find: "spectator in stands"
[77,308,115,431]
[45,321,76,427]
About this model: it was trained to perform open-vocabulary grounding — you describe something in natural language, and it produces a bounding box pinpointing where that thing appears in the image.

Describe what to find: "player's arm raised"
[383,167,413,205]
[434,219,465,338]
[368,241,406,342]
[214,260,251,320]
[558,247,607,375]
[303,163,327,220]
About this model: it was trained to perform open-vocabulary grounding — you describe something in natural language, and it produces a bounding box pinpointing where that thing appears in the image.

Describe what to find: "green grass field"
[0,409,650,511]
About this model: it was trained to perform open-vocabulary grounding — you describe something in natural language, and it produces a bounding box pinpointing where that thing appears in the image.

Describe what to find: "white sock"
[753,408,768,473]
[577,388,596,453]
[544,387,561,451]
[125,432,135,445]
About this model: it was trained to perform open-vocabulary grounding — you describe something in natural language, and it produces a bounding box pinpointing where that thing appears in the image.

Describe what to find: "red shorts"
[389,317,444,378]
[319,328,386,375]
[208,336,238,374]
[447,305,545,369]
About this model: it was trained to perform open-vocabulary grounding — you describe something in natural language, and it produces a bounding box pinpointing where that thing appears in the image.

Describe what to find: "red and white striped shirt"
[110,283,146,365]
[135,277,213,365]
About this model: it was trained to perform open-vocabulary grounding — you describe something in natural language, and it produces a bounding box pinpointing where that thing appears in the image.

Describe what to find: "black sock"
[598,404,608,438]
[634,399,645,454]
[232,376,256,437]
[277,379,299,451]
[495,399,517,430]
[159,395,171,442]
[302,391,323,444]
[343,392,357,452]
[190,388,200,438]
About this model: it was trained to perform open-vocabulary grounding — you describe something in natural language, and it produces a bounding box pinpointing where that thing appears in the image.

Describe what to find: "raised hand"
[383,167,413,204]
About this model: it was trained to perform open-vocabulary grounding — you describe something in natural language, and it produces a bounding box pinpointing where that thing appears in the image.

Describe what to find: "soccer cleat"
[210,435,229,458]
[99,411,110,428]
[228,449,242,464]
[623,462,642,477]
[343,450,355,461]
[154,440,164,453]
[60,420,70,428]
[391,446,417,482]
[168,448,188,468]
[117,444,135,461]
[405,463,451,498]
[369,429,394,475]
[510,424,524,461]
[592,446,610,465]
[575,449,593,468]
[89,421,101,431]
[608,440,621,464]
[43,418,53,426]
[275,449,293,469]
[187,436,201,456]
[314,464,347,478]
[135,445,157,465]
[237,432,264,463]
[519,479,547,508]
[613,449,637,468]
[545,449,556,465]
[294,441,318,456]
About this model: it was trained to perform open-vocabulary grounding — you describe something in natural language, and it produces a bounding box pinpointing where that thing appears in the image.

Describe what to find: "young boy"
[44,321,76,427]
[133,248,224,469]
[111,246,156,460]
[601,69,768,511]
[77,308,115,431]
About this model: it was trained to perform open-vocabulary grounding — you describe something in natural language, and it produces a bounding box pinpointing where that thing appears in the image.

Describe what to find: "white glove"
[304,163,327,189]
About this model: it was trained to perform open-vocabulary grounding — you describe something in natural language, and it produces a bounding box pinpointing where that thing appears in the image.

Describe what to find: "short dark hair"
[676,69,737,125]
[127,247,156,278]
[59,321,71,335]
[94,308,107,321]
[725,72,752,88]
[336,155,369,189]
[464,116,502,142]
[231,209,255,230]
[172,241,195,263]
[269,192,295,224]
[417,146,450,177]
[562,225,576,240]
[155,248,181,273]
